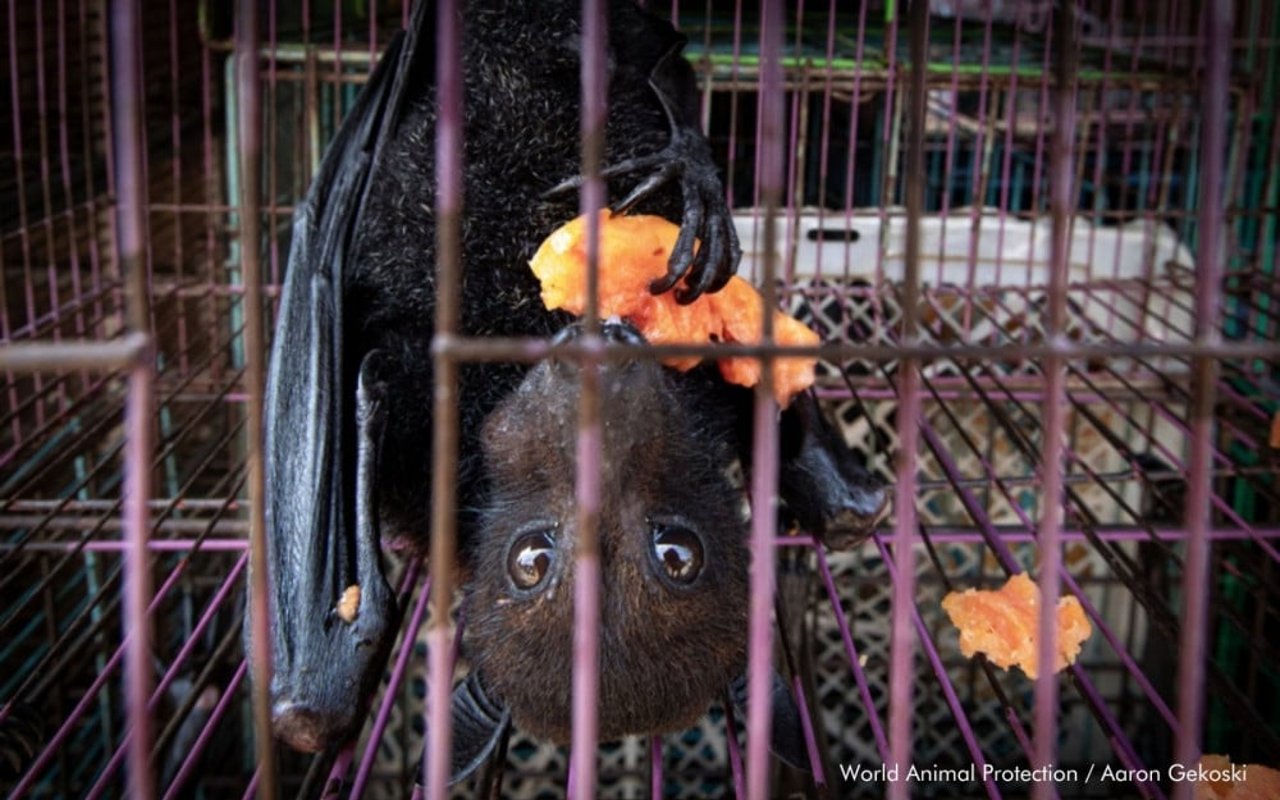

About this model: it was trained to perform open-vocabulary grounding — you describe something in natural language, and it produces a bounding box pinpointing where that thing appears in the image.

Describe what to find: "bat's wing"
[253,0,433,753]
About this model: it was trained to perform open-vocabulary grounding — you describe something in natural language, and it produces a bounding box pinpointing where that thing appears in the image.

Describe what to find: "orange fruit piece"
[940,572,1092,679]
[529,211,820,407]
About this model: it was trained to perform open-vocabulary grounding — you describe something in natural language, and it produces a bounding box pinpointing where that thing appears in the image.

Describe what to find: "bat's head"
[465,319,750,744]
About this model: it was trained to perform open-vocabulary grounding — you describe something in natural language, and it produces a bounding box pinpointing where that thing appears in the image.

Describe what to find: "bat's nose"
[602,317,645,344]
[550,317,646,346]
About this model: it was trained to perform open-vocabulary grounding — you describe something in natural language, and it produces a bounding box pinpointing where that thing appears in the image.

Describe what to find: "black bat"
[252,0,888,783]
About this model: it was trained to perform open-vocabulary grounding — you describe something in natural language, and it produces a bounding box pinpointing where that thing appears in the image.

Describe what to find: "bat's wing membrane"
[256,0,433,753]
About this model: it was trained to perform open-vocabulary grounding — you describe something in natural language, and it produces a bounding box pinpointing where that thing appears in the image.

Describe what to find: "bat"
[251,0,889,782]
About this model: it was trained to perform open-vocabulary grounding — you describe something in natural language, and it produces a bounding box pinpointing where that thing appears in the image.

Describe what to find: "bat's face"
[466,321,750,743]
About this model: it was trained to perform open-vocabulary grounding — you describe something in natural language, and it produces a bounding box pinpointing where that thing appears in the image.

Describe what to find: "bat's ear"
[448,671,511,785]
[729,670,810,771]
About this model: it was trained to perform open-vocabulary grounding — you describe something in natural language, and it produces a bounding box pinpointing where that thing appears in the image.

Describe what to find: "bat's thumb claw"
[541,175,583,200]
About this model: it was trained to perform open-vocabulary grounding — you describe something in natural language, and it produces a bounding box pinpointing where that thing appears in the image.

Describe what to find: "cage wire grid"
[1,0,1278,798]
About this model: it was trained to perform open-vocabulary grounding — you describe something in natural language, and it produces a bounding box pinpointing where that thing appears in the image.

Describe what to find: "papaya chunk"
[940,572,1092,679]
[529,211,820,406]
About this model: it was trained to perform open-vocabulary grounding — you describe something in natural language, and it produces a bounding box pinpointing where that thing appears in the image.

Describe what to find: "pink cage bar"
[2,1,1279,799]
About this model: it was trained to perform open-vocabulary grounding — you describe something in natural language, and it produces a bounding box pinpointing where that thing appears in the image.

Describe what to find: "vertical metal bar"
[935,12,964,288]
[960,7,994,332]
[236,0,276,796]
[6,0,41,352]
[873,536,1001,798]
[332,0,343,133]
[1033,5,1077,793]
[747,2,782,798]
[161,662,250,800]
[1175,2,1232,795]
[649,736,662,800]
[110,0,154,796]
[54,0,90,397]
[888,2,927,797]
[992,29,1022,290]
[167,0,188,375]
[266,0,281,289]
[568,1,607,797]
[724,1,743,207]
[75,0,105,341]
[352,569,430,797]
[721,692,746,798]
[426,0,463,796]
[2,1,24,438]
[199,0,219,366]
[111,0,149,336]
[838,0,869,301]
[809,0,836,284]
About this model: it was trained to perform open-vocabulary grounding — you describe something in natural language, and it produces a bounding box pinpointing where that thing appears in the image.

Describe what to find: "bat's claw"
[543,134,740,305]
[729,670,809,771]
[635,132,740,305]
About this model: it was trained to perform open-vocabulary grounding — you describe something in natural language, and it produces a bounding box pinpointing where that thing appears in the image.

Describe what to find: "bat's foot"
[808,484,891,551]
[408,672,511,787]
[780,393,890,551]
[543,131,740,304]
[729,670,809,771]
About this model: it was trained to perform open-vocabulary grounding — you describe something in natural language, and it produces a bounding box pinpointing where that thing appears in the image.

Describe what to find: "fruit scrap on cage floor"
[250,0,890,785]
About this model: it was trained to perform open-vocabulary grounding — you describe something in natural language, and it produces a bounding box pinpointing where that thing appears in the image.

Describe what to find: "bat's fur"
[347,0,687,543]
[263,0,886,762]
[342,0,753,751]
[470,338,751,742]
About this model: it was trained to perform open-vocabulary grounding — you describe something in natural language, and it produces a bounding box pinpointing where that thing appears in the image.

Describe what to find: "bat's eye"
[651,523,704,586]
[508,530,556,591]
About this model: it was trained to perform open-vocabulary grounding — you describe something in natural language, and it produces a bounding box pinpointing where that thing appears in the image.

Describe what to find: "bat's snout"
[550,317,647,347]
